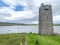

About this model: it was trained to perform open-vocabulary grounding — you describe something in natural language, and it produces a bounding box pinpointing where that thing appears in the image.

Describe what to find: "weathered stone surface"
[39,3,53,35]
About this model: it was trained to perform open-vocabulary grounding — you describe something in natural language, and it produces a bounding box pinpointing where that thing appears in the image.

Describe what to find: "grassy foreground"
[0,33,60,45]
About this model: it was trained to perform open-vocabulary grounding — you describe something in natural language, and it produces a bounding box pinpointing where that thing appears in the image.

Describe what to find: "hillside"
[0,22,60,26]
[0,22,25,26]
[53,24,60,26]
[0,33,60,45]
[0,22,38,26]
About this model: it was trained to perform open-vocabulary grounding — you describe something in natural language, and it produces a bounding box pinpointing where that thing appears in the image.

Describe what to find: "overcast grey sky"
[0,0,60,24]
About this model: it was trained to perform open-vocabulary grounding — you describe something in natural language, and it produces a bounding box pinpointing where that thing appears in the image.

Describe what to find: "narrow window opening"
[47,16,48,18]
[45,9,48,10]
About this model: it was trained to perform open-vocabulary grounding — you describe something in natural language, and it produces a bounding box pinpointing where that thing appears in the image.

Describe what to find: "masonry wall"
[39,4,53,35]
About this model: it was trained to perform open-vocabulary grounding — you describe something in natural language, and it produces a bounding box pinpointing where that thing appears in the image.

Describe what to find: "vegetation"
[0,22,60,26]
[0,22,38,26]
[0,22,26,26]
[0,33,60,45]
[53,24,60,26]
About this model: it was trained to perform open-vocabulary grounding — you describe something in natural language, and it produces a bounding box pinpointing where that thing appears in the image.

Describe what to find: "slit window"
[47,16,48,18]
[45,8,48,10]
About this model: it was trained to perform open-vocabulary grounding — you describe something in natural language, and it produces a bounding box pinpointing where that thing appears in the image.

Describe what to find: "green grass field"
[0,33,60,45]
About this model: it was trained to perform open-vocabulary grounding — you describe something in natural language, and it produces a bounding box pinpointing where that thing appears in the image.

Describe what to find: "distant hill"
[0,22,25,26]
[53,24,60,26]
[0,22,59,26]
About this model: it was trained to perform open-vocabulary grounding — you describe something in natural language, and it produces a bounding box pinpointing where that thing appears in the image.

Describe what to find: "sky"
[0,0,60,24]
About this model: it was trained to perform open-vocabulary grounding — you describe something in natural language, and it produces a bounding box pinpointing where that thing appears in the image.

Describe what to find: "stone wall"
[39,3,53,35]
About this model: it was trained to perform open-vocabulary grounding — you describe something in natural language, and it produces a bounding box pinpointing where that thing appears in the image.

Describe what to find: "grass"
[0,33,60,45]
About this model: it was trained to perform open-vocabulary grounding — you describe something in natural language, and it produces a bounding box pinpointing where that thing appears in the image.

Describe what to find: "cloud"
[4,10,35,20]
[0,0,9,7]
[2,0,27,9]
[53,14,60,24]
[31,21,38,24]
[0,0,60,24]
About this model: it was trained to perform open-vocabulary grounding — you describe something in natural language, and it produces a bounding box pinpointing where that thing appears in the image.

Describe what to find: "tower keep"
[39,3,53,35]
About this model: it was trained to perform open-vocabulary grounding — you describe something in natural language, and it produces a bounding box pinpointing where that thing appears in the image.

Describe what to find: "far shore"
[0,24,60,26]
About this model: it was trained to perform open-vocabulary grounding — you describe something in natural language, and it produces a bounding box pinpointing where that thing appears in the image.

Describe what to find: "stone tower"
[39,3,53,35]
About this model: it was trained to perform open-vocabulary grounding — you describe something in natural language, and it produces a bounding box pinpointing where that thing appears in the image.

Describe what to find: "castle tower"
[39,3,53,35]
